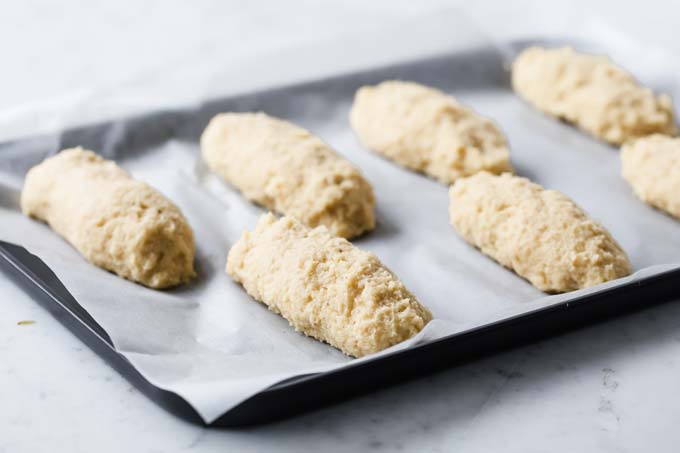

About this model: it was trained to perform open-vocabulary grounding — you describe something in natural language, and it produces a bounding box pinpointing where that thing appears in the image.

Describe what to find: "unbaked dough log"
[201,112,375,239]
[449,172,631,293]
[512,46,676,145]
[621,134,680,219]
[226,213,432,357]
[21,148,196,289]
[349,80,512,184]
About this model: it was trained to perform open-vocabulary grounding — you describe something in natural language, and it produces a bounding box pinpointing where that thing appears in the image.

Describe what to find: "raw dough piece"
[226,213,432,357]
[512,46,676,145]
[621,134,680,219]
[349,80,512,184]
[201,112,375,239]
[21,148,196,289]
[448,172,631,293]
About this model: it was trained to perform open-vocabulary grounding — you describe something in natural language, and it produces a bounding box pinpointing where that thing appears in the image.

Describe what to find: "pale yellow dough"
[21,148,196,289]
[201,112,375,239]
[226,213,432,357]
[512,46,677,145]
[349,80,512,184]
[448,172,631,293]
[621,134,680,219]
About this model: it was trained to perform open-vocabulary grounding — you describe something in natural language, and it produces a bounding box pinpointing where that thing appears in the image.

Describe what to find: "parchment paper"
[1,12,680,424]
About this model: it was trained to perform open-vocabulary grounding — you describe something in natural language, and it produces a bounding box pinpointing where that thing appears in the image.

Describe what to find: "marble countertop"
[2,1,680,451]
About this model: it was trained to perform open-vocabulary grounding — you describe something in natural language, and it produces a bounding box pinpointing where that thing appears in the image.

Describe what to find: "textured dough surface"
[226,213,432,357]
[449,172,631,293]
[21,148,196,289]
[621,134,680,219]
[201,112,375,239]
[349,80,512,184]
[512,46,677,145]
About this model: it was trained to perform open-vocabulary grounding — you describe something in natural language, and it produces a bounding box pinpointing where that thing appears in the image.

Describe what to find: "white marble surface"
[2,1,680,451]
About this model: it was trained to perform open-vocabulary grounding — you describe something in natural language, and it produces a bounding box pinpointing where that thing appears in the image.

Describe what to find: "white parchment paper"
[1,11,680,423]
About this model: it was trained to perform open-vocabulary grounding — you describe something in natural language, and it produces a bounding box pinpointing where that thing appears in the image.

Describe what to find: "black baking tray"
[2,42,680,426]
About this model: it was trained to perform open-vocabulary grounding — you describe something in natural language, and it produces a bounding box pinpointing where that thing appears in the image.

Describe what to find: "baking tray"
[2,40,680,426]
